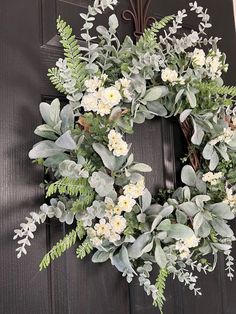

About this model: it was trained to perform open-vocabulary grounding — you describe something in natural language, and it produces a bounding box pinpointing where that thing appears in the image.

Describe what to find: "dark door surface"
[0,1,236,313]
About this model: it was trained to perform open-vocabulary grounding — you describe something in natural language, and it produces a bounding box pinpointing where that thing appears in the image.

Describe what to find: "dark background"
[0,0,236,313]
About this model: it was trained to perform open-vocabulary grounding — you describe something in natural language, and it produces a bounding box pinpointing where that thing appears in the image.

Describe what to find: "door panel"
[0,0,236,313]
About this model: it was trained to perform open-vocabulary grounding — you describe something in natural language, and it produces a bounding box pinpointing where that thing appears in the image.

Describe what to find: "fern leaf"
[137,15,174,51]
[47,67,66,93]
[199,82,236,98]
[46,177,92,198]
[55,16,88,91]
[76,239,93,259]
[153,268,169,314]
[39,228,78,270]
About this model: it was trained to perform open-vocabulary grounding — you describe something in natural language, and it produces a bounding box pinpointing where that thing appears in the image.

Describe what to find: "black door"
[0,1,236,313]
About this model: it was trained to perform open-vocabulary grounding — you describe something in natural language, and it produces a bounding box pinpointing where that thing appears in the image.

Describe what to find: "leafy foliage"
[39,221,86,270]
[48,17,88,93]
[47,67,66,94]
[76,239,93,259]
[199,82,236,98]
[137,15,174,51]
[153,268,169,314]
[46,177,92,198]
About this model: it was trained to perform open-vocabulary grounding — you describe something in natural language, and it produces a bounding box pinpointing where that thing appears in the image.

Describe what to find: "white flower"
[123,88,132,102]
[191,48,205,67]
[202,171,223,185]
[179,249,191,260]
[91,237,102,247]
[104,197,115,211]
[119,78,131,89]
[113,206,122,215]
[118,195,136,212]
[97,101,112,116]
[94,218,111,238]
[101,87,122,106]
[232,117,236,126]
[108,129,129,156]
[87,227,96,238]
[123,179,145,198]
[183,235,200,248]
[223,127,234,144]
[84,77,101,93]
[205,50,222,78]
[81,93,98,112]
[110,215,126,234]
[224,187,236,208]
[161,68,178,84]
[108,231,121,243]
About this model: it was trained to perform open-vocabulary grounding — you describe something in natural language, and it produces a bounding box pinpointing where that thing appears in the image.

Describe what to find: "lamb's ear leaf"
[28,140,64,159]
[191,119,204,145]
[55,131,77,150]
[154,239,167,268]
[92,143,116,171]
[181,165,197,186]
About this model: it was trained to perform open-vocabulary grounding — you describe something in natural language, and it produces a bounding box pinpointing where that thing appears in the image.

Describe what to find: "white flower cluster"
[202,171,223,185]
[85,179,145,246]
[82,76,132,116]
[161,67,184,85]
[108,129,129,156]
[82,75,121,116]
[191,48,227,79]
[210,127,234,146]
[175,235,200,260]
[123,178,145,199]
[224,187,236,209]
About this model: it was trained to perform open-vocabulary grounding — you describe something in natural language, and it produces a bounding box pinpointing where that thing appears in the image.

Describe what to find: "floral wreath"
[14,1,236,313]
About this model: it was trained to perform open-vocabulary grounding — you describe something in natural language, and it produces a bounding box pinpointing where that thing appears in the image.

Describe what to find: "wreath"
[14,1,236,313]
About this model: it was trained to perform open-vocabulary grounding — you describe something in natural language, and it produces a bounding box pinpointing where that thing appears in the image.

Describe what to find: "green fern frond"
[199,82,236,98]
[137,15,174,51]
[76,239,93,259]
[47,67,66,93]
[153,268,169,314]
[39,228,78,271]
[56,16,88,90]
[46,177,91,198]
[76,220,86,240]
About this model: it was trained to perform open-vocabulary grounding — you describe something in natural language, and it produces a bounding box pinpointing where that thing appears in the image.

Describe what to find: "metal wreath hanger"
[122,0,156,37]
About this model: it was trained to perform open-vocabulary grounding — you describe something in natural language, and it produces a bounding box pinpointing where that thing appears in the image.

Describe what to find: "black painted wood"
[0,0,236,313]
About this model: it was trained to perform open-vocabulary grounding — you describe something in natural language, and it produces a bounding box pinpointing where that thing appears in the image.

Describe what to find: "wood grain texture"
[0,0,50,313]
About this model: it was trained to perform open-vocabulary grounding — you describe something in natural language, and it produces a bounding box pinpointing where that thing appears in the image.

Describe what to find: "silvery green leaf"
[211,218,234,237]
[129,163,152,172]
[40,99,61,127]
[179,109,192,122]
[133,112,145,124]
[186,90,197,108]
[215,145,229,161]
[146,101,167,117]
[60,104,74,133]
[125,154,134,167]
[145,204,162,216]
[34,124,58,140]
[209,151,219,171]
[128,233,152,259]
[210,203,234,220]
[150,214,162,232]
[176,209,187,224]
[137,213,146,223]
[143,86,168,102]
[193,212,204,232]
[191,119,204,145]
[203,143,214,160]
[55,131,77,150]
[156,219,171,231]
[43,153,69,169]
[142,188,152,211]
[212,243,232,251]
[96,26,109,37]
[86,63,99,74]
[196,174,207,194]
[178,202,199,217]
[157,231,167,240]
[108,14,119,30]
[181,165,197,186]
[28,140,64,159]
[160,205,174,217]
[89,171,114,197]
[154,239,167,268]
[175,89,185,104]
[183,186,191,200]
[92,250,110,263]
[168,224,195,239]
[92,143,116,171]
